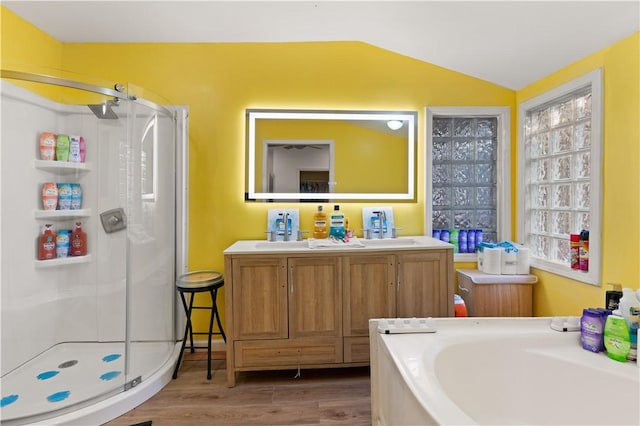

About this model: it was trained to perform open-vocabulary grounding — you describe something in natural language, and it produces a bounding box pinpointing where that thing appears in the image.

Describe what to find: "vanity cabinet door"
[396,250,453,318]
[343,254,396,336]
[232,256,288,340]
[288,256,342,339]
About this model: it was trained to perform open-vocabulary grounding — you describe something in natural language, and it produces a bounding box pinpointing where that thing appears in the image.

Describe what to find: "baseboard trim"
[181,339,226,361]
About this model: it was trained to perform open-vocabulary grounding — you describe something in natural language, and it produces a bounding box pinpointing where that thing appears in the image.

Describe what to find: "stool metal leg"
[173,291,192,379]
[187,293,196,353]
[206,289,216,379]
[212,289,226,342]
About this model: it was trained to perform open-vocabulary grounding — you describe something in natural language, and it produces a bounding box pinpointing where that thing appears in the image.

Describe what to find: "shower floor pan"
[1,341,172,424]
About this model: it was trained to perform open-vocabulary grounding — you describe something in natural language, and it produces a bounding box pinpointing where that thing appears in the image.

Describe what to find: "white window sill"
[454,253,478,263]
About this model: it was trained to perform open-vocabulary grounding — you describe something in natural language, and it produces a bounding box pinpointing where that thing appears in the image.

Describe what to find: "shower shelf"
[33,159,92,174]
[34,254,92,268]
[34,209,91,220]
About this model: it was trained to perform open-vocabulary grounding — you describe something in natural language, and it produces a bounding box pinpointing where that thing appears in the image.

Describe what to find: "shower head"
[88,98,119,119]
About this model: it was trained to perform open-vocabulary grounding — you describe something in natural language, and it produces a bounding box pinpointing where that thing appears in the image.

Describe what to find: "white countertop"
[224,235,453,255]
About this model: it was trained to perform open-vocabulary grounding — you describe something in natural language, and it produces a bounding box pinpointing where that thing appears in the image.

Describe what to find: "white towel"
[307,236,365,249]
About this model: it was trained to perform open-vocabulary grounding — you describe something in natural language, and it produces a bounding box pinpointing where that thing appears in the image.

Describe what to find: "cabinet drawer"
[235,338,343,367]
[344,336,370,363]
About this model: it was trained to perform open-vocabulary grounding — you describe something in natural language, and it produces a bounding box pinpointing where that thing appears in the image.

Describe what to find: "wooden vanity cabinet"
[343,250,454,363]
[396,251,453,318]
[230,256,288,340]
[224,246,453,386]
[226,254,343,386]
[342,254,396,362]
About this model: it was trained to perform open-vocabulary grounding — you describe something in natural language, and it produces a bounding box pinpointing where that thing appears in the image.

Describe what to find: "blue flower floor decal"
[102,353,122,363]
[100,371,122,381]
[1,394,19,408]
[47,391,70,403]
[37,370,60,380]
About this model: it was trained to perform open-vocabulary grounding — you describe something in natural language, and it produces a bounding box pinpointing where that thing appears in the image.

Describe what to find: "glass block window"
[518,69,602,285]
[432,117,498,242]
[426,107,511,258]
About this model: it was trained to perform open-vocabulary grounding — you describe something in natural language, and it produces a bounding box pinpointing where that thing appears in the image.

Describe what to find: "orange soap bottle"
[70,221,87,256]
[38,224,57,260]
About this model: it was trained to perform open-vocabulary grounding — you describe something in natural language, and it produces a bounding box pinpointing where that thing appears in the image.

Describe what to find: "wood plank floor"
[104,352,372,426]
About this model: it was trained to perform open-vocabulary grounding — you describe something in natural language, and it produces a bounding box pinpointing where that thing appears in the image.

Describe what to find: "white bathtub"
[370,317,639,426]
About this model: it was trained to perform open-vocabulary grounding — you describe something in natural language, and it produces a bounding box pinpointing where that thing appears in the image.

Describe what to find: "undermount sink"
[361,237,417,247]
[254,240,308,249]
[254,237,419,250]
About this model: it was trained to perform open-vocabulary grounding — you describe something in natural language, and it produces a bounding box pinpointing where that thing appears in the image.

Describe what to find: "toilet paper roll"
[501,250,517,275]
[516,246,531,274]
[483,247,502,274]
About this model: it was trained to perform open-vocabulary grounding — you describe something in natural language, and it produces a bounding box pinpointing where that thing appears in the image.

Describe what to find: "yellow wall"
[0,7,63,99]
[3,6,638,330]
[517,32,640,316]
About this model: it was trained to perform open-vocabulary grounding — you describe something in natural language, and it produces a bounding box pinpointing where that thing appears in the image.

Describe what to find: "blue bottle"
[459,229,468,253]
[467,229,476,253]
[440,229,450,243]
[432,229,441,240]
[475,229,483,246]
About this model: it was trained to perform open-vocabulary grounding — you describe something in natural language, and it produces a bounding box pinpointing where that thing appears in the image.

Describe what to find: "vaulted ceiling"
[3,1,639,90]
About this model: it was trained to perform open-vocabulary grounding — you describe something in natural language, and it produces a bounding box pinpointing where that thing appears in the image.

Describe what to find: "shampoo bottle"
[69,135,82,163]
[603,312,631,362]
[39,132,56,160]
[312,205,328,239]
[38,224,57,260]
[55,134,70,162]
[79,136,86,162]
[70,222,87,256]
[42,182,59,211]
[329,205,345,239]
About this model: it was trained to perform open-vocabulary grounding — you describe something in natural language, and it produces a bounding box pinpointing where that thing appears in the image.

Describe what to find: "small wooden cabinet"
[457,269,537,317]
[224,240,454,386]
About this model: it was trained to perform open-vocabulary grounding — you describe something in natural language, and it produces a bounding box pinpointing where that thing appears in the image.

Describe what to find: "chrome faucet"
[373,210,386,239]
[279,211,290,241]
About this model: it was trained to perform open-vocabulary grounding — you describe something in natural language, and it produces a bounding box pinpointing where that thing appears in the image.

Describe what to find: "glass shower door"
[123,96,177,388]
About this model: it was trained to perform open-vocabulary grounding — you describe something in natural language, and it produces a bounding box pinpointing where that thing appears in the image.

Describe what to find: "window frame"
[425,106,511,262]
[517,69,603,285]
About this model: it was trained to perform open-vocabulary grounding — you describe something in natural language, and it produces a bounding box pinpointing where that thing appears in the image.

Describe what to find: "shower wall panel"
[1,82,126,375]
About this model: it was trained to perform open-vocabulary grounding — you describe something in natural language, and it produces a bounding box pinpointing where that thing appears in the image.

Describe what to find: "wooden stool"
[173,270,226,380]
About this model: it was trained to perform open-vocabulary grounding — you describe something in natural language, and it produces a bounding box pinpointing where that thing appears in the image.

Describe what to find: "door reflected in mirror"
[246,109,417,201]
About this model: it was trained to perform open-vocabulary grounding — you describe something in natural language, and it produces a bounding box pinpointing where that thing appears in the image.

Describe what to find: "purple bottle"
[440,229,450,243]
[432,229,441,240]
[475,229,483,246]
[459,229,468,253]
[467,229,476,253]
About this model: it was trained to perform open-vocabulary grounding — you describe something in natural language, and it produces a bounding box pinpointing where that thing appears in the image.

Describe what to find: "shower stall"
[0,71,188,425]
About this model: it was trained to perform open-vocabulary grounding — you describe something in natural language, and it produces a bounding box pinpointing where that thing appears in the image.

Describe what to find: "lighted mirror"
[246,109,417,201]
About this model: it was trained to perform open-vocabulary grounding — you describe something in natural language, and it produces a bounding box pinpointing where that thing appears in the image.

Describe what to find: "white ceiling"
[3,1,639,90]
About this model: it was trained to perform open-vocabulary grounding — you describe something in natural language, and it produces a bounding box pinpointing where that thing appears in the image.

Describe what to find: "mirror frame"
[246,109,417,201]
